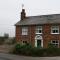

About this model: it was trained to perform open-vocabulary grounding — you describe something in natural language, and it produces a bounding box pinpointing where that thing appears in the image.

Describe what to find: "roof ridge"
[26,13,60,18]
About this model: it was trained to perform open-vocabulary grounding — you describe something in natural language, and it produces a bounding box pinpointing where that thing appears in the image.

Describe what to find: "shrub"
[0,37,5,45]
[48,42,57,48]
[12,43,60,57]
[12,43,32,55]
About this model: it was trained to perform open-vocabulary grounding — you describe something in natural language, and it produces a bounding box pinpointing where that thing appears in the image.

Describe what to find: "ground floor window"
[22,41,27,45]
[51,40,59,48]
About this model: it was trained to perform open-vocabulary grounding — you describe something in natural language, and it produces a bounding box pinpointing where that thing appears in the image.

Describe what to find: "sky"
[0,0,60,37]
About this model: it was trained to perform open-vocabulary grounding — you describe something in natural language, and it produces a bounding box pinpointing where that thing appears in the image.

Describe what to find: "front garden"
[11,43,60,57]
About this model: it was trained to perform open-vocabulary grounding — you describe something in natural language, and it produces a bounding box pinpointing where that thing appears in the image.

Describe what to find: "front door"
[37,40,41,47]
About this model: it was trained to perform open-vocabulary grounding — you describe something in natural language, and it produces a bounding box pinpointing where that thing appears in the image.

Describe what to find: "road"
[0,45,60,60]
[0,53,60,60]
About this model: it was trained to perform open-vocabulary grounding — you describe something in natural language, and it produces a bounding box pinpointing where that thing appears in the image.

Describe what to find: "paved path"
[0,53,60,60]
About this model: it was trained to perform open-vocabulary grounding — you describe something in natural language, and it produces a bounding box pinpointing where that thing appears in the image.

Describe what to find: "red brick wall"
[15,25,35,46]
[15,26,21,42]
[15,24,60,48]
[43,24,60,48]
[28,25,35,47]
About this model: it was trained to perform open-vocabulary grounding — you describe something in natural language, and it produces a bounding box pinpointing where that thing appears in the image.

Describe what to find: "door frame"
[35,35,43,47]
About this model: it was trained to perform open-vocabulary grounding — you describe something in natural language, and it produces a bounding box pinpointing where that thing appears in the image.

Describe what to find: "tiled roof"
[15,14,60,26]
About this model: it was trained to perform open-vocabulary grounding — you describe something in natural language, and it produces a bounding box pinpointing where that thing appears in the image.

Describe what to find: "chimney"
[21,9,26,20]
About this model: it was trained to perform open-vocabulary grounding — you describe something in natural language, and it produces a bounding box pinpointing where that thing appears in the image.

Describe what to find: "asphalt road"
[0,53,60,60]
[0,57,10,60]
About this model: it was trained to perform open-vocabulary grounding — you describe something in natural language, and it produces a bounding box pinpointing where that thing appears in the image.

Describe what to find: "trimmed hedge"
[12,43,60,57]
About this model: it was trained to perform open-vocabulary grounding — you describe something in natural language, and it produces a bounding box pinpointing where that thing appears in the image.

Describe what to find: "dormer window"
[36,26,42,34]
[22,27,28,35]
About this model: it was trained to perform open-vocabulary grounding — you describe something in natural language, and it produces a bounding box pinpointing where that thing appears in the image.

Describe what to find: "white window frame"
[35,26,42,34]
[22,27,28,35]
[22,41,27,45]
[51,40,59,48]
[51,26,59,34]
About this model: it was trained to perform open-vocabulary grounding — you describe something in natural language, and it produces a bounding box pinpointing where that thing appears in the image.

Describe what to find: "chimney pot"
[21,9,26,20]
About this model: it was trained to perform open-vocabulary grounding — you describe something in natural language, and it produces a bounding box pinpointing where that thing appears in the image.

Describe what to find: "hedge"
[11,43,60,57]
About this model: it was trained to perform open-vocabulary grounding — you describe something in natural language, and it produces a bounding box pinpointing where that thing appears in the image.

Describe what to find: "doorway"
[35,35,43,47]
[37,40,41,47]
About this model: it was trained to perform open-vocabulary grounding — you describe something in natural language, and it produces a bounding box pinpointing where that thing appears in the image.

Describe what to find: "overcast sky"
[0,0,60,37]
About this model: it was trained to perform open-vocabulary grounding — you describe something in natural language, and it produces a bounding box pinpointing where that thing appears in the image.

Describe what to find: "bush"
[12,43,32,55]
[12,43,60,57]
[48,42,57,48]
[0,37,5,45]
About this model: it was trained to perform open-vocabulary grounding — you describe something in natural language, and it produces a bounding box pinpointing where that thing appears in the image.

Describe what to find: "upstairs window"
[22,27,28,35]
[36,26,42,34]
[51,26,59,34]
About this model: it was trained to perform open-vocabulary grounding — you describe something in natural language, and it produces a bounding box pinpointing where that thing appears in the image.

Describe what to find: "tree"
[4,33,9,39]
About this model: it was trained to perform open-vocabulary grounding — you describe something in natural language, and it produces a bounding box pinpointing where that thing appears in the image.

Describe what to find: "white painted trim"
[41,40,43,47]
[35,40,37,47]
[35,35,43,48]
[51,33,59,34]
[51,40,59,48]
[35,33,42,34]
[51,26,59,34]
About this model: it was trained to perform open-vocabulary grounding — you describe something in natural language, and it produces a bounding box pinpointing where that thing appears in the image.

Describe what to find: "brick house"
[15,8,60,48]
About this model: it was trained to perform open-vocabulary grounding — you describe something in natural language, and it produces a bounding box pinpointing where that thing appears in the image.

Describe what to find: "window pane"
[53,30,55,33]
[55,44,58,47]
[51,40,59,48]
[51,26,59,33]
[52,41,55,43]
[56,41,58,43]
[22,27,28,35]
[39,30,42,33]
[23,41,27,45]
[55,30,58,33]
[36,26,42,34]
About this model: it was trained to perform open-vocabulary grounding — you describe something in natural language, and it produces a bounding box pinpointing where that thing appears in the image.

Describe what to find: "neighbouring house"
[15,8,60,48]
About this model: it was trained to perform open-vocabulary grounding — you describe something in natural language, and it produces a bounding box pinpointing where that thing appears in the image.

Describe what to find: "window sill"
[22,34,28,36]
[51,33,59,34]
[36,33,42,34]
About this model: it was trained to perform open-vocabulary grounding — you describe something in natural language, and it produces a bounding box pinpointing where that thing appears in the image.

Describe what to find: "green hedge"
[12,43,60,57]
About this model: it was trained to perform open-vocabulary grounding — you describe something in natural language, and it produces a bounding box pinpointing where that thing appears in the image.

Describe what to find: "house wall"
[43,24,60,48]
[16,26,21,42]
[16,24,60,48]
[16,25,35,46]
